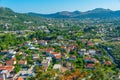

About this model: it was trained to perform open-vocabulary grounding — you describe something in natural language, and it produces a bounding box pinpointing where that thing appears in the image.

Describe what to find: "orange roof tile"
[0,66,14,71]
[51,52,60,55]
[17,77,24,80]
[55,55,61,59]
[18,60,27,65]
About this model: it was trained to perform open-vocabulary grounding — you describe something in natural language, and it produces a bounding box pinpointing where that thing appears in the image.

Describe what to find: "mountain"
[28,11,81,18]
[28,8,120,19]
[0,7,46,30]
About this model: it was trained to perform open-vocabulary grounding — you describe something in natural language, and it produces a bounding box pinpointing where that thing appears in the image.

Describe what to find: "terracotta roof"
[55,55,61,59]
[11,58,16,61]
[0,78,3,80]
[86,63,95,68]
[17,77,24,80]
[0,66,14,71]
[18,60,27,65]
[0,64,2,66]
[87,41,94,46]
[33,38,37,41]
[104,61,112,66]
[61,46,66,49]
[51,52,60,55]
[6,60,16,66]
[46,48,54,53]
[85,56,91,60]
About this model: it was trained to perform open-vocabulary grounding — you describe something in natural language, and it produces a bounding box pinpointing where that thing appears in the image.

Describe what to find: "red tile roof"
[33,38,37,41]
[18,60,27,65]
[6,60,16,66]
[55,55,61,59]
[86,63,95,68]
[104,61,112,66]
[0,66,14,72]
[17,77,24,80]
[0,64,2,66]
[51,52,60,55]
[0,78,3,80]
[46,48,54,53]
[87,41,94,46]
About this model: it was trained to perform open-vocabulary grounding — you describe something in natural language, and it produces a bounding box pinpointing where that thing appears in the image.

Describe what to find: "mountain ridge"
[27,8,120,18]
[0,7,120,19]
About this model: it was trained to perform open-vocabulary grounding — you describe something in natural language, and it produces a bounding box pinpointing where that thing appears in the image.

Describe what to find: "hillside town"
[0,6,120,80]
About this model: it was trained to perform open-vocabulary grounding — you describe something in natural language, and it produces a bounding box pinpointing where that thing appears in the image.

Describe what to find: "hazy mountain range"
[1,7,120,19]
[28,8,120,19]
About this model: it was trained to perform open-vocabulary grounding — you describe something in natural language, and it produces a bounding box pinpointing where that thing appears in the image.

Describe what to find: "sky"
[0,0,120,14]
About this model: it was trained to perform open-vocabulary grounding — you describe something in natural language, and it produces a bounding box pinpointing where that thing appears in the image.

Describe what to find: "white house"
[89,49,96,55]
[53,64,61,70]
[8,50,16,55]
[41,59,50,67]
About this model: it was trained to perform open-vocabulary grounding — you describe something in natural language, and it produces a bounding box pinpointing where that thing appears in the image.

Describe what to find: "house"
[66,62,73,70]
[25,41,32,47]
[0,50,7,54]
[41,59,50,67]
[32,54,39,60]
[29,46,36,50]
[57,35,64,40]
[41,58,51,71]
[8,50,16,55]
[17,51,23,55]
[84,56,93,62]
[65,48,71,53]
[45,48,54,54]
[6,60,16,66]
[61,46,66,50]
[69,56,76,61]
[87,41,94,46]
[104,61,112,66]
[91,58,99,63]
[61,67,68,73]
[51,52,61,57]
[17,77,24,80]
[49,52,62,60]
[54,55,61,61]
[0,70,10,80]
[39,40,47,46]
[53,64,61,70]
[42,66,48,72]
[78,49,86,56]
[85,63,95,69]
[0,64,2,67]
[89,49,96,55]
[0,66,14,72]
[46,57,52,62]
[81,39,87,43]
[7,54,15,59]
[68,44,76,50]
[33,38,38,44]
[18,60,27,66]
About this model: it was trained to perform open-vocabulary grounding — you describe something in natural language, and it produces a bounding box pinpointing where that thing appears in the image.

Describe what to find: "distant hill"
[28,8,120,19]
[1,7,120,30]
[0,7,46,30]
